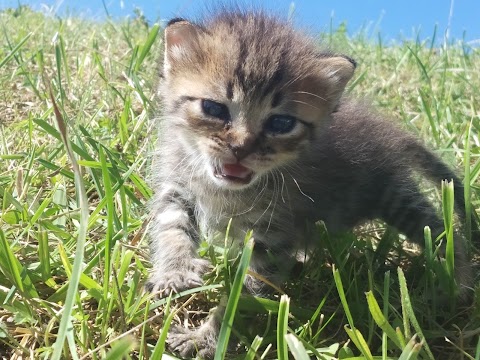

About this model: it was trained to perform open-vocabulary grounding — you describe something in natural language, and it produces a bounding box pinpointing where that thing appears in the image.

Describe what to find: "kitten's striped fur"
[147,10,474,358]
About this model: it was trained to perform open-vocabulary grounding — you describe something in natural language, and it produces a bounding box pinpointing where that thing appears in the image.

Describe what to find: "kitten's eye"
[201,99,230,120]
[264,115,297,134]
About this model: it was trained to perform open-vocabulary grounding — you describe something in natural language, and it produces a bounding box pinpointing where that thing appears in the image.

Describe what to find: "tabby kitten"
[147,11,473,358]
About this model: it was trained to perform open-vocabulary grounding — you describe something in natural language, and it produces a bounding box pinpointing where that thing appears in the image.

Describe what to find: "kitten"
[147,10,475,358]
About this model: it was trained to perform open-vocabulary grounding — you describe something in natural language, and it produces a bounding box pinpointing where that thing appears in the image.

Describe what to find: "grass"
[0,5,479,359]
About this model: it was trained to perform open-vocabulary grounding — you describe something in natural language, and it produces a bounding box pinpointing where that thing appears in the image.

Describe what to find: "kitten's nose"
[228,135,257,161]
[230,145,250,161]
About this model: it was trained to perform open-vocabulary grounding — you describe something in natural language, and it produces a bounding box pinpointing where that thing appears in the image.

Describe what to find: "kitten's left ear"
[315,55,356,108]
[164,18,202,73]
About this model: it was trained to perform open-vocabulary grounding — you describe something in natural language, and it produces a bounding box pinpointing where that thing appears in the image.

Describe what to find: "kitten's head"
[159,11,355,190]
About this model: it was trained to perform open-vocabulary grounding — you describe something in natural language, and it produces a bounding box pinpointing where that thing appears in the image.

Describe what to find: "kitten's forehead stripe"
[271,92,283,108]
[262,65,285,99]
[238,39,286,98]
[233,40,248,93]
[213,14,294,101]
[226,81,234,100]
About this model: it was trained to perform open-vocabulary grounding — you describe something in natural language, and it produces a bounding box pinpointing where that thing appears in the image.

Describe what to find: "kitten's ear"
[164,18,202,72]
[315,55,356,108]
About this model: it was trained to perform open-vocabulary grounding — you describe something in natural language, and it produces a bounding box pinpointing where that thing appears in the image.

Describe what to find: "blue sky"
[1,1,479,43]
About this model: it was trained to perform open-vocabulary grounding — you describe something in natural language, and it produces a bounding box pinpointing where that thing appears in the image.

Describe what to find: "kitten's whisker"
[235,176,268,216]
[291,91,327,102]
[284,170,314,203]
[162,152,197,184]
[265,171,281,233]
[187,154,205,191]
[279,170,287,203]
[252,175,275,227]
[185,153,203,173]
[287,99,323,111]
[278,70,310,91]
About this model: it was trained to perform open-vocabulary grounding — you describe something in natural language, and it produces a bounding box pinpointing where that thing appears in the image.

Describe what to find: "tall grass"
[0,5,479,359]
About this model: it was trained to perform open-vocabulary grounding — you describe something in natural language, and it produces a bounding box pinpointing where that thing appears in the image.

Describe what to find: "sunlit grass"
[0,5,479,359]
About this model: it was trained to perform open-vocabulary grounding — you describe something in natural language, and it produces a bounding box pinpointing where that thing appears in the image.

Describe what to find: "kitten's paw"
[167,324,217,359]
[146,258,210,296]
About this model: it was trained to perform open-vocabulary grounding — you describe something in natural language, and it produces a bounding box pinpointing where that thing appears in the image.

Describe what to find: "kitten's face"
[160,14,355,190]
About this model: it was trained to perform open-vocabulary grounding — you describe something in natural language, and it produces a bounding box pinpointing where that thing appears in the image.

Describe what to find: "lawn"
[0,5,479,359]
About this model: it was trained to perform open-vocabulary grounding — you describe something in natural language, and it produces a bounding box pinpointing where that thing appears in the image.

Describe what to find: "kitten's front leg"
[146,184,208,295]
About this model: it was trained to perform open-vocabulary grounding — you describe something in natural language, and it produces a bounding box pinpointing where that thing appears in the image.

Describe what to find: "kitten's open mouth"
[214,163,253,184]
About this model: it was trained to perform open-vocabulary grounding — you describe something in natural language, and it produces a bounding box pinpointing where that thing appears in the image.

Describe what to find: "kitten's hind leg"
[245,237,298,296]
[378,184,472,298]
[168,302,225,359]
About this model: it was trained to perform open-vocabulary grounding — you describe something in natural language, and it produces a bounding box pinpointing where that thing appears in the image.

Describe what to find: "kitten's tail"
[406,140,480,245]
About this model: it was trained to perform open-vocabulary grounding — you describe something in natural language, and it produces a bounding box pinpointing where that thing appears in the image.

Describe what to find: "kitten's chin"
[211,163,256,190]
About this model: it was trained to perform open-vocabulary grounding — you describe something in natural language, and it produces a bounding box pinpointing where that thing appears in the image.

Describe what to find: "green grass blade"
[49,92,90,360]
[365,291,402,349]
[0,229,38,298]
[34,119,94,161]
[214,236,254,360]
[99,145,115,301]
[244,335,263,360]
[151,295,174,359]
[333,266,373,360]
[237,294,313,320]
[29,194,52,225]
[37,230,55,287]
[285,334,310,360]
[424,226,434,273]
[464,117,473,241]
[277,294,290,360]
[333,266,355,328]
[441,180,455,289]
[475,335,480,360]
[343,325,373,360]
[36,158,75,179]
[382,270,393,359]
[423,225,439,312]
[0,32,32,69]
[398,335,421,360]
[54,40,64,103]
[407,45,431,84]
[418,89,439,146]
[57,242,102,293]
[103,337,136,360]
[134,23,160,72]
[398,268,434,360]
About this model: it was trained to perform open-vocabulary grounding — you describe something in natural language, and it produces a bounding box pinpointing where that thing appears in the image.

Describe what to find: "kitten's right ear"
[310,55,356,110]
[164,18,201,73]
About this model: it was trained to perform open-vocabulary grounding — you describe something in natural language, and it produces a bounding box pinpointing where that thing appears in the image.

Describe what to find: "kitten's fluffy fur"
[148,10,474,358]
